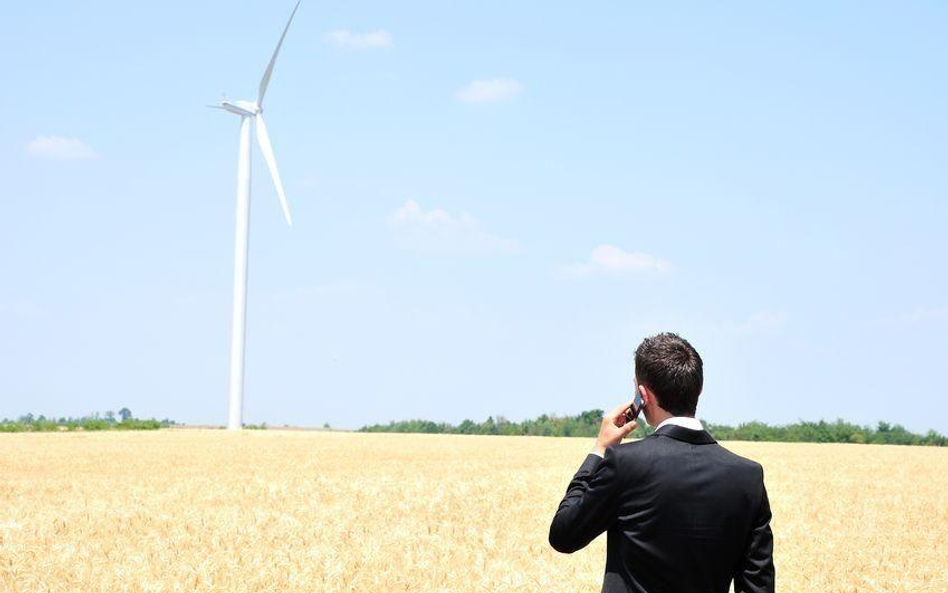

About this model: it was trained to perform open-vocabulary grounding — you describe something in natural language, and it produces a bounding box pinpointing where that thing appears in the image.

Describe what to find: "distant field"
[1,431,946,592]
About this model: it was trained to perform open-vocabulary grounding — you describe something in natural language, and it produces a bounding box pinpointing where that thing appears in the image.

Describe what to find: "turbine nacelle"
[219,100,259,117]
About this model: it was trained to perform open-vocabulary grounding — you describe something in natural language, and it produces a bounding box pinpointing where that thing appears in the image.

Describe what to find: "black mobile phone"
[624,384,644,423]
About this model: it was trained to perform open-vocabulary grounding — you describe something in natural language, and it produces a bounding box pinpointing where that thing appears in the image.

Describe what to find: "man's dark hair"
[635,332,703,416]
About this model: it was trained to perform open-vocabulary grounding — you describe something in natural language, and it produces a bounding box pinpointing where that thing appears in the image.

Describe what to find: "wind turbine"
[210,0,301,430]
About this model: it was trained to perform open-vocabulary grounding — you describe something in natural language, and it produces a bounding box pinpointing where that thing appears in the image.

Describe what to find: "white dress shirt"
[592,416,703,457]
[655,416,703,431]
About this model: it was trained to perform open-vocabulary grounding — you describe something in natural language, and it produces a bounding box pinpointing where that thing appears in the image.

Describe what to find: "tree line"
[1,409,174,432]
[359,410,948,446]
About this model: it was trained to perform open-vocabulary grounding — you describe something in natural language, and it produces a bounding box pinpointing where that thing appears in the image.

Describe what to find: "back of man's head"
[635,333,704,417]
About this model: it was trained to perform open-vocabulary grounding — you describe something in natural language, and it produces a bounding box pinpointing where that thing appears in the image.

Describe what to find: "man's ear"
[639,383,653,407]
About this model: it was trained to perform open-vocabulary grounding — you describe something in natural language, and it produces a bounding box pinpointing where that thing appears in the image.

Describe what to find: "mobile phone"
[624,383,644,423]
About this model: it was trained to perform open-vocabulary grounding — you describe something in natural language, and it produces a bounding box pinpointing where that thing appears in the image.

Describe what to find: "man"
[549,333,775,593]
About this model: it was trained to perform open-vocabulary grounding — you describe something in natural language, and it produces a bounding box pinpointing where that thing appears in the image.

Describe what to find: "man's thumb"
[621,420,637,436]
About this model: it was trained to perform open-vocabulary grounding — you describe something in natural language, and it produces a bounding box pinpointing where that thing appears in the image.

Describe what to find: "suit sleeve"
[548,447,622,554]
[734,466,776,593]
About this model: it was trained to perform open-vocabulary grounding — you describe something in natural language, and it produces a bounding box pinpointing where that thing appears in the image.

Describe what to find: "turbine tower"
[211,0,301,430]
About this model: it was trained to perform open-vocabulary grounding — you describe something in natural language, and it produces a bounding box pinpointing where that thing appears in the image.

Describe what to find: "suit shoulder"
[603,437,657,482]
[612,435,655,453]
[712,444,765,478]
[608,435,663,462]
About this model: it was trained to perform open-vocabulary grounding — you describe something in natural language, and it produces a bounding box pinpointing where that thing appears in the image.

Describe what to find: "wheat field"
[1,430,946,593]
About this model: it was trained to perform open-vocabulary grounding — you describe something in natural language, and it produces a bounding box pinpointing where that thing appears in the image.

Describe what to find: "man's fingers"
[621,420,638,435]
[610,399,636,419]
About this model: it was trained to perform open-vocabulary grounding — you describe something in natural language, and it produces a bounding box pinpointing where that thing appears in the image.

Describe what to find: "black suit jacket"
[549,424,775,593]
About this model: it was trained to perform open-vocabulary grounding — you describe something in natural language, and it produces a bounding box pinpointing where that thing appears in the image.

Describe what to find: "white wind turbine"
[210,0,301,430]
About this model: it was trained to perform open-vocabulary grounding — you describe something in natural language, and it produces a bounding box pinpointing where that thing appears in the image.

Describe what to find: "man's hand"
[593,400,638,456]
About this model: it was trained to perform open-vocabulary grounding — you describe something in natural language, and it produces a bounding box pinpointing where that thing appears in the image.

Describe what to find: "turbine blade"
[255,115,292,226]
[257,0,302,107]
[206,104,227,109]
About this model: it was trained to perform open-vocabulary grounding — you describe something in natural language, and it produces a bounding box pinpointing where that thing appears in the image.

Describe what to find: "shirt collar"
[655,416,703,431]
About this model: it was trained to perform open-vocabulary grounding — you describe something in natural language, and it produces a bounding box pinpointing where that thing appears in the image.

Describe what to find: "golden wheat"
[1,430,946,592]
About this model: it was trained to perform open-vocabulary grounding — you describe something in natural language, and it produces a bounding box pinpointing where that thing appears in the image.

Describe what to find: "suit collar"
[653,424,717,445]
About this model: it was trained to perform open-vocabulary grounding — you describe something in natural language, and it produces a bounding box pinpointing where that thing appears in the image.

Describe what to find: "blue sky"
[1,1,946,432]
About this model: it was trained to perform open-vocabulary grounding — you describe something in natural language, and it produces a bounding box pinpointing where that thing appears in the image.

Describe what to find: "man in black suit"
[549,333,775,593]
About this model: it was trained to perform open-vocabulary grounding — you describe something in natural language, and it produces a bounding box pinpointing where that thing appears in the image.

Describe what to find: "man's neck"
[647,408,674,427]
[648,409,696,428]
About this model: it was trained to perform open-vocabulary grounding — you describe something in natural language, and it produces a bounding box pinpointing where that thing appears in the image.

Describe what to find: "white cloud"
[893,307,948,326]
[324,29,393,50]
[388,199,517,255]
[564,244,672,276]
[734,310,789,335]
[455,77,522,104]
[0,301,42,316]
[27,136,97,160]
